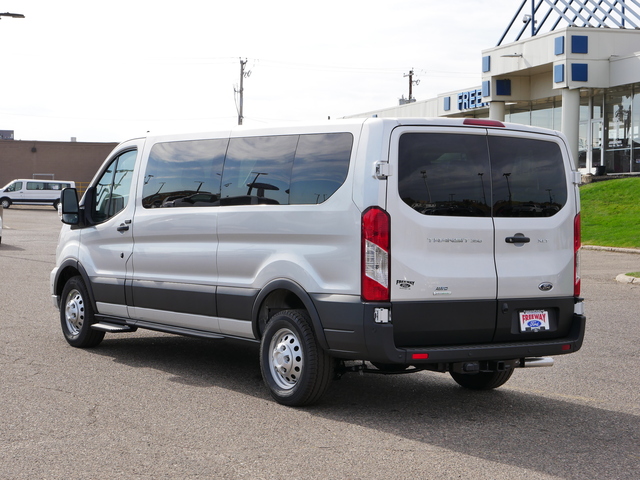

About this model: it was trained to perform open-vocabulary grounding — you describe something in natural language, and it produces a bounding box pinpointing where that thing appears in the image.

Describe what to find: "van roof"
[135,117,563,145]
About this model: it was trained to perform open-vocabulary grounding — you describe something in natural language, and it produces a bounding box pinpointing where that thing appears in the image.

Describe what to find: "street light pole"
[0,12,25,19]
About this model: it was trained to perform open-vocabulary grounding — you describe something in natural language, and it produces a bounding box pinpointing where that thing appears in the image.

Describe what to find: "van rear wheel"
[60,276,105,348]
[450,369,514,390]
[260,309,333,406]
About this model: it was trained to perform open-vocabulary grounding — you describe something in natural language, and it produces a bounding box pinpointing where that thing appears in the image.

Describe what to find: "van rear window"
[489,136,567,217]
[398,133,492,217]
[398,133,567,217]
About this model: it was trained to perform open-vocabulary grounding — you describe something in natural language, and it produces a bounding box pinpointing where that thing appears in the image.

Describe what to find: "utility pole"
[236,58,248,125]
[402,69,420,104]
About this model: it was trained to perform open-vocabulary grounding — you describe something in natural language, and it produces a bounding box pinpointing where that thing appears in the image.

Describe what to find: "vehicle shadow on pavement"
[0,243,25,252]
[89,333,639,480]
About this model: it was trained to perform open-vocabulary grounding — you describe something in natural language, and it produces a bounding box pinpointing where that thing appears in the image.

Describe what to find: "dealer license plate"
[519,310,550,332]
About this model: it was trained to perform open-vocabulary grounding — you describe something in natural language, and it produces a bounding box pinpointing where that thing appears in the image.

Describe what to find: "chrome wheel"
[268,327,304,390]
[64,288,85,337]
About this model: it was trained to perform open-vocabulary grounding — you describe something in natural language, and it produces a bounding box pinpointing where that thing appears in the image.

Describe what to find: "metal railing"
[498,0,640,46]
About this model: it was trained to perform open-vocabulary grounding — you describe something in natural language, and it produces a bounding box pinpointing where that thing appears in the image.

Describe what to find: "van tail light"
[574,213,581,297]
[362,207,390,302]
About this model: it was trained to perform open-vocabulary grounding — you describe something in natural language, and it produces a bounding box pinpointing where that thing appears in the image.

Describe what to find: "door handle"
[117,219,131,232]
[505,235,530,244]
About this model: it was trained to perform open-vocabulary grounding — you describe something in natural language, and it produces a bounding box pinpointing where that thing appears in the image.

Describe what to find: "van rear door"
[488,130,577,342]
[387,126,497,347]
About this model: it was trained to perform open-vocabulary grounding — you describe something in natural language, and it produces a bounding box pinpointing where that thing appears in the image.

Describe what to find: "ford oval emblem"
[538,282,553,292]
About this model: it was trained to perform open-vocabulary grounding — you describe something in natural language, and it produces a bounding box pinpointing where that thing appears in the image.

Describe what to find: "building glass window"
[531,101,554,130]
[578,121,588,170]
[604,87,632,173]
[553,100,562,130]
[578,93,591,170]
[506,104,531,126]
[632,86,640,172]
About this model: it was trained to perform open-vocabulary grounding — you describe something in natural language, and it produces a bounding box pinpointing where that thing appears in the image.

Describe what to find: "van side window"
[142,139,227,208]
[92,150,137,223]
[221,135,298,205]
[489,137,567,217]
[398,133,492,217]
[6,182,22,192]
[289,133,352,204]
[27,182,45,190]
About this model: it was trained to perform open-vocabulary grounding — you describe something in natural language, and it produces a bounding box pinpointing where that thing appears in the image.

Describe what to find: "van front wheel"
[260,310,333,406]
[450,368,514,390]
[60,276,105,348]
[1,198,10,208]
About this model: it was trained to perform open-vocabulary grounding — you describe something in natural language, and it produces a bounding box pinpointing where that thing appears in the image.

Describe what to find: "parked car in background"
[1,179,76,210]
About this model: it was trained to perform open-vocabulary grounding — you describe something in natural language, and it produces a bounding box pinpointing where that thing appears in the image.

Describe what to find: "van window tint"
[289,133,352,204]
[398,133,492,217]
[5,182,22,192]
[92,150,137,223]
[489,136,567,217]
[220,135,298,206]
[25,182,69,191]
[142,139,227,208]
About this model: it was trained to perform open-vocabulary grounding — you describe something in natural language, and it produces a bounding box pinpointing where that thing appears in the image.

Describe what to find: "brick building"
[0,139,117,193]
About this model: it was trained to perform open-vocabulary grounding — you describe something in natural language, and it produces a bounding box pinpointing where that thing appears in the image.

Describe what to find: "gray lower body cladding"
[314,295,585,364]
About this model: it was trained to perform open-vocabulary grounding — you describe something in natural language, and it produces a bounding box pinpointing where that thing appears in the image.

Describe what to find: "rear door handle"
[505,235,530,244]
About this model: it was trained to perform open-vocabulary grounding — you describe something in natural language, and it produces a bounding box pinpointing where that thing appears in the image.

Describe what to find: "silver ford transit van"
[51,118,585,406]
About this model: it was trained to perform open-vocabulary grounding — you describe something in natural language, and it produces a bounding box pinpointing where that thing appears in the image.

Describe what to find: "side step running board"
[91,322,136,333]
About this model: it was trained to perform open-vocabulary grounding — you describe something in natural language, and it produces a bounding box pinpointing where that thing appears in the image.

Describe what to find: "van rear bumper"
[315,296,586,364]
[361,309,586,365]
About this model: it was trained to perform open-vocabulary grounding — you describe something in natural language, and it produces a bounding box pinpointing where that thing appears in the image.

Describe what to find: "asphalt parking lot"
[0,206,638,480]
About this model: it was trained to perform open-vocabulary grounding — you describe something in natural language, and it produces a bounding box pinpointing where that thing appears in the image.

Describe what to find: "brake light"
[362,207,390,302]
[463,118,505,128]
[574,214,581,297]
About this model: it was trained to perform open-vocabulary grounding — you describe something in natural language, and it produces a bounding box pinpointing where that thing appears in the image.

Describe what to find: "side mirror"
[60,188,79,225]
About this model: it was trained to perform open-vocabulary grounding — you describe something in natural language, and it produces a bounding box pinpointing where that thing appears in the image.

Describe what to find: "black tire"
[60,276,105,348]
[260,309,333,406]
[1,198,10,208]
[450,369,514,390]
[53,199,60,211]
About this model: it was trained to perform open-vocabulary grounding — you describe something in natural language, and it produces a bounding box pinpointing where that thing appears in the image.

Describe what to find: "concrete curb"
[582,245,640,255]
[581,246,640,284]
[615,273,640,284]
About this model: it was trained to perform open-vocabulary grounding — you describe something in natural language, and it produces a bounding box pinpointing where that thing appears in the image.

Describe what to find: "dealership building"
[350,0,640,175]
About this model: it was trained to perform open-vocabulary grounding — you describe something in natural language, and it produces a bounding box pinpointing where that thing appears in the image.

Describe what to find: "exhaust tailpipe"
[519,357,554,368]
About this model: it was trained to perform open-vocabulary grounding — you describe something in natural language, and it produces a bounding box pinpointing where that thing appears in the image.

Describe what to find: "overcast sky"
[0,0,518,143]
